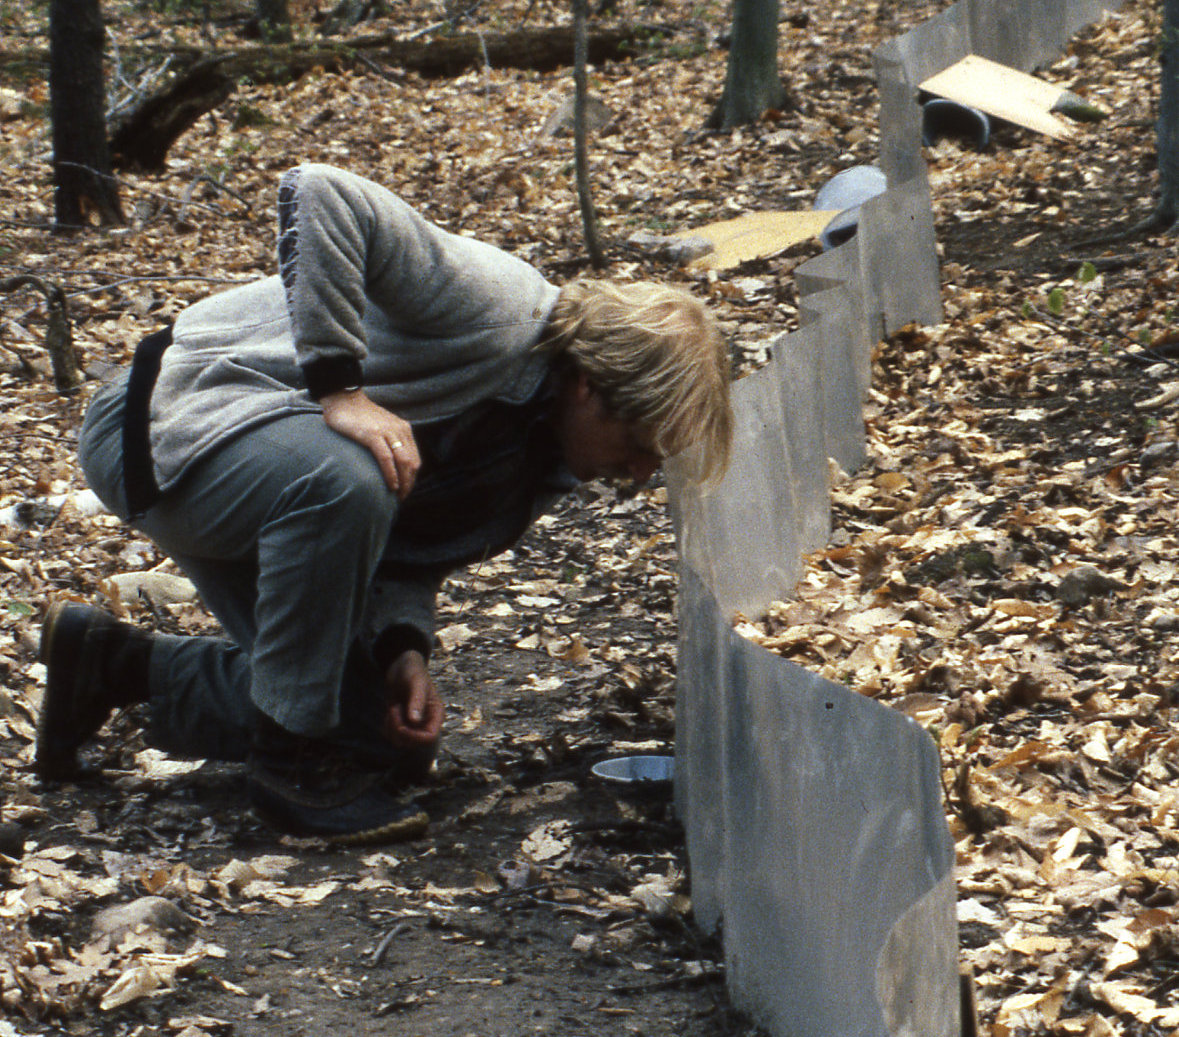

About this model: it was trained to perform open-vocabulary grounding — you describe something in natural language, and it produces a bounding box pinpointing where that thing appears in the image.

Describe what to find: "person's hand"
[319,389,421,499]
[383,650,443,749]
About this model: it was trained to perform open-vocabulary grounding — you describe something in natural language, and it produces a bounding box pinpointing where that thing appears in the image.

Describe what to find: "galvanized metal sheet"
[667,5,1127,1037]
[718,635,954,1037]
[856,174,943,333]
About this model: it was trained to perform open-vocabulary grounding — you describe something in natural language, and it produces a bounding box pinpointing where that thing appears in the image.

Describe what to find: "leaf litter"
[0,0,1176,1033]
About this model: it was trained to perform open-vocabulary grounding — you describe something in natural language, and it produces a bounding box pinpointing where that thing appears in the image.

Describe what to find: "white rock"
[92,895,196,948]
[1147,608,1179,631]
[108,571,197,605]
[70,489,109,517]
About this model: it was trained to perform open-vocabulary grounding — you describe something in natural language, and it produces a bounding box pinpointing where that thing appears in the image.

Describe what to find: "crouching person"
[36,163,732,845]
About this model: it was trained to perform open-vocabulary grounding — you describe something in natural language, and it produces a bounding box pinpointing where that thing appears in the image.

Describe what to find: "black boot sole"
[247,765,429,846]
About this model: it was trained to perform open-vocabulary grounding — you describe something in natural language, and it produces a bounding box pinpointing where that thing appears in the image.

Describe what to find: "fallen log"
[110,57,238,171]
[109,23,674,170]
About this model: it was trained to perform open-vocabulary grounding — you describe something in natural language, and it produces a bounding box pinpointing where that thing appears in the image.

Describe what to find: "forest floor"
[1,0,1177,1034]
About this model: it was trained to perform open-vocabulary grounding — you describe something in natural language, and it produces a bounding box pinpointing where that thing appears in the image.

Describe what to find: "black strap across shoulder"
[122,325,172,518]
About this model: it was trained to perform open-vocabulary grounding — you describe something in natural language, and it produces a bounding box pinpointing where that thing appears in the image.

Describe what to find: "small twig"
[0,218,55,231]
[607,969,724,996]
[1059,253,1144,273]
[106,28,174,120]
[1060,244,1172,271]
[402,18,449,40]
[6,430,77,446]
[1146,969,1179,1001]
[569,818,680,838]
[52,266,250,284]
[484,882,551,901]
[402,0,484,39]
[104,24,131,117]
[476,29,492,115]
[1024,304,1179,372]
[369,922,410,965]
[54,160,125,188]
[1066,208,1175,249]
[56,162,242,220]
[192,173,250,210]
[135,590,172,628]
[56,274,252,300]
[176,174,251,224]
[447,548,490,624]
[356,53,398,81]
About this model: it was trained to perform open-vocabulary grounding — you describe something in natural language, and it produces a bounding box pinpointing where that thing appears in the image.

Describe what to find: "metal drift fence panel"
[668,1,1124,1034]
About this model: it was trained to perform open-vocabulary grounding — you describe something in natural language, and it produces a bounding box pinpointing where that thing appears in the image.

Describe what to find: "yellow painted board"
[675,210,839,270]
[920,54,1074,141]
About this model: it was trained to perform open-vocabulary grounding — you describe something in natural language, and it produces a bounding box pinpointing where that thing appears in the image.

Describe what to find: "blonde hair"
[537,280,733,485]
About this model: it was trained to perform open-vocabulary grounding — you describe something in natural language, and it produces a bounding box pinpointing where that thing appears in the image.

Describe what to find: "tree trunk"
[574,0,605,268]
[1158,0,1178,230]
[706,0,788,130]
[48,0,124,229]
[256,0,293,42]
[321,0,387,35]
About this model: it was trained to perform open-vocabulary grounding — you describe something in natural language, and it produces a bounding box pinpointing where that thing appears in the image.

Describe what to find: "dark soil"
[20,480,754,1037]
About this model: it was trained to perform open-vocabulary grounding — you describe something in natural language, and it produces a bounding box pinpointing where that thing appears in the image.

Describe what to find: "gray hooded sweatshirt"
[148,163,560,493]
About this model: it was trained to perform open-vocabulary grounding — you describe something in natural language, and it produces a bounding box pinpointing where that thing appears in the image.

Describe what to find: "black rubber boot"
[246,715,429,845]
[36,602,153,779]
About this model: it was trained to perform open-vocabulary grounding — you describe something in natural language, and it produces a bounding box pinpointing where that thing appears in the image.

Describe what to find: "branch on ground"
[0,276,83,394]
[105,23,676,170]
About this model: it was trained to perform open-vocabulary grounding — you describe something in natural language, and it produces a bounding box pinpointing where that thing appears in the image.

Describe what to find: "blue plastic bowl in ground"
[813,165,888,250]
[591,755,675,787]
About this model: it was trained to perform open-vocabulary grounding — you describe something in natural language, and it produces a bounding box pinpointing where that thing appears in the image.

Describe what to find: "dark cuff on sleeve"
[372,624,433,670]
[302,354,364,400]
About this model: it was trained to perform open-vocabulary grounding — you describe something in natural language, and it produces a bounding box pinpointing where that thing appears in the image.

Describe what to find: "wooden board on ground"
[676,210,839,270]
[920,55,1075,141]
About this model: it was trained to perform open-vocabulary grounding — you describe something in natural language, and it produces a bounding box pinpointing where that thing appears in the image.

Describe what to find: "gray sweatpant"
[78,371,421,769]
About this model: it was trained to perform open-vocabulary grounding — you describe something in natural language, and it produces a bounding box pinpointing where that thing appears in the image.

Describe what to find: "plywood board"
[676,210,839,270]
[920,54,1074,141]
